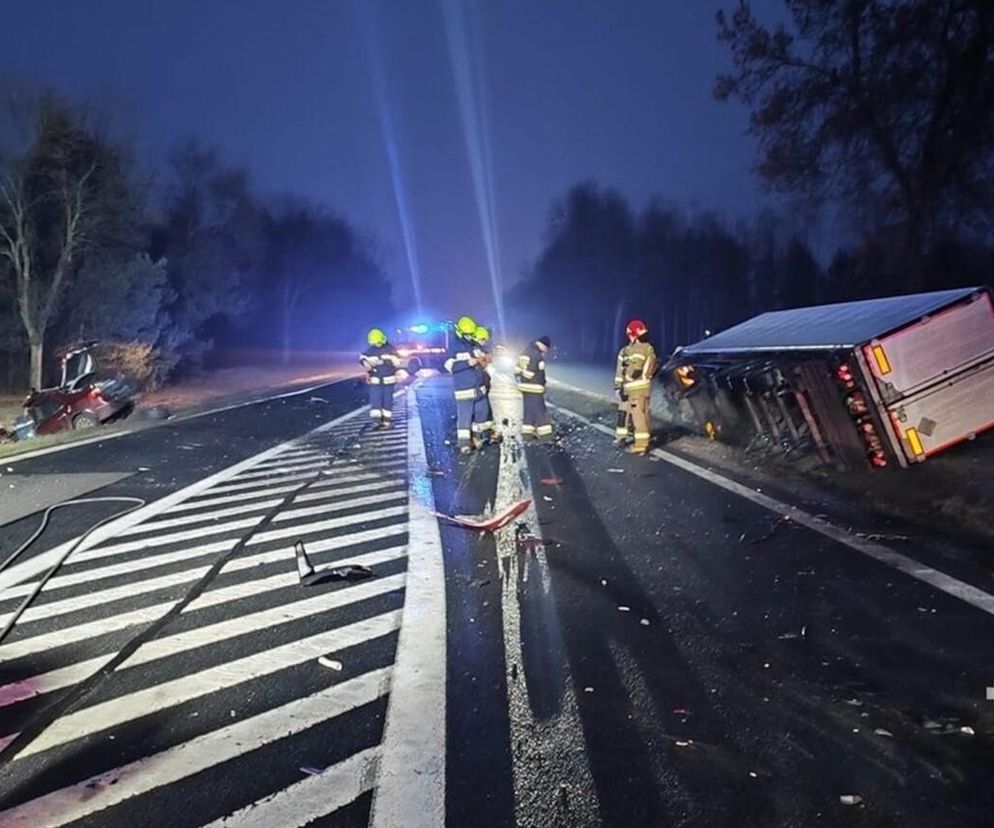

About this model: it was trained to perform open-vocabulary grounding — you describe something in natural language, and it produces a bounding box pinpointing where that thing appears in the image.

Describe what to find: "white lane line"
[247,505,408,547]
[80,516,261,559]
[0,670,390,828]
[203,747,379,828]
[0,605,171,665]
[0,542,228,602]
[273,490,408,524]
[233,461,331,482]
[487,376,600,822]
[0,568,212,628]
[293,478,406,505]
[204,459,406,496]
[16,611,402,759]
[0,575,406,708]
[551,403,994,617]
[158,471,400,516]
[371,389,446,828]
[113,499,285,537]
[0,548,408,663]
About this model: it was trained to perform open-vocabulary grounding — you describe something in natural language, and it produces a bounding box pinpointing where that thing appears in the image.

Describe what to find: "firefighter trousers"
[626,394,651,450]
[473,388,496,442]
[521,388,552,439]
[368,383,392,425]
[456,392,489,448]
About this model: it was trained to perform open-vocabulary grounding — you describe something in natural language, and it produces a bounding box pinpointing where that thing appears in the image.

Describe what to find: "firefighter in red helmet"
[613,319,657,454]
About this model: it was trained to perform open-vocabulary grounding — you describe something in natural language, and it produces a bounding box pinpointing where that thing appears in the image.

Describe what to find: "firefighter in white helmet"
[614,319,657,454]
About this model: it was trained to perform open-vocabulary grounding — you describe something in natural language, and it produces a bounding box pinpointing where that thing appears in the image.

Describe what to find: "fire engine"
[393,322,452,374]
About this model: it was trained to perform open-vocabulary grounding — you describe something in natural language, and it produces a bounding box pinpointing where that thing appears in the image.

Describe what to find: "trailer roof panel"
[681,287,983,355]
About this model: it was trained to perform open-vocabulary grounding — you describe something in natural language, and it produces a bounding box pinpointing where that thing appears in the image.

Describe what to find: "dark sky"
[5,0,786,322]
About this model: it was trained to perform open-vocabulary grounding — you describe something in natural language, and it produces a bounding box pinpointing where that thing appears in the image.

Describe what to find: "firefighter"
[360,328,401,428]
[445,315,489,454]
[515,336,552,439]
[614,319,657,454]
[473,325,501,445]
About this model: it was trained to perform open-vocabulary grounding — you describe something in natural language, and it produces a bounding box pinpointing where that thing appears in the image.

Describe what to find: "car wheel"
[408,358,422,374]
[72,412,99,430]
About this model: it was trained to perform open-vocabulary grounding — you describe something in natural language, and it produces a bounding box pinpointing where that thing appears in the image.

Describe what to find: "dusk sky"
[5,0,787,320]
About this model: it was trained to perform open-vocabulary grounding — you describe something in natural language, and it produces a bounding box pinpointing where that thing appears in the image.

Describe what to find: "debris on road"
[777,626,807,640]
[606,468,624,474]
[300,766,325,776]
[961,726,976,736]
[874,729,894,738]
[318,656,344,671]
[839,795,863,806]
[618,605,631,612]
[855,531,910,543]
[540,477,564,486]
[308,396,328,404]
[542,495,553,502]
[433,499,531,532]
[640,618,650,626]
[295,541,375,585]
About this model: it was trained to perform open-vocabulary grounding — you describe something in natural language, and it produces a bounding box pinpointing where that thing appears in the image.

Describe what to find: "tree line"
[508,0,994,360]
[0,90,391,393]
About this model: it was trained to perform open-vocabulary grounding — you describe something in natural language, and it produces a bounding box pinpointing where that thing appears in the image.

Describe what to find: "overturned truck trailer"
[664,287,994,470]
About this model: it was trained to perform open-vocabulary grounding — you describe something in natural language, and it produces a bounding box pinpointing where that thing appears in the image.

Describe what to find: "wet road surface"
[0,374,990,826]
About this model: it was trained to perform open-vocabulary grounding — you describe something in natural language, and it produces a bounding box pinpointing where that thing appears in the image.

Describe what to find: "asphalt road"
[0,372,991,827]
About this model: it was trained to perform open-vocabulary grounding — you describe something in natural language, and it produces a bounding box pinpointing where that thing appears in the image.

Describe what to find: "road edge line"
[550,402,994,618]
[371,387,446,828]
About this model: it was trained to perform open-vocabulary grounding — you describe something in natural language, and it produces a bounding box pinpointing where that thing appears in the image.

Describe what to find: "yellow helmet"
[367,328,387,346]
[474,326,490,343]
[455,316,477,336]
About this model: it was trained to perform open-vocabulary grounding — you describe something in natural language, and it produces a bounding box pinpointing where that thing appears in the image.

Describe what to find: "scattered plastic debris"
[874,729,893,738]
[748,771,758,778]
[640,618,650,626]
[137,466,151,472]
[839,795,863,806]
[673,707,690,716]
[856,532,910,542]
[301,766,325,776]
[600,579,608,586]
[674,740,693,748]
[308,397,328,404]
[295,541,375,586]
[961,726,975,736]
[777,626,807,640]
[318,656,343,671]
[542,495,553,502]
[606,468,624,474]
[433,499,531,532]
[617,605,631,612]
[584,687,594,693]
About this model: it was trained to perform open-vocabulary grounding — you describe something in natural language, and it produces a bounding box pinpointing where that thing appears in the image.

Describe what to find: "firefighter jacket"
[474,344,492,393]
[445,335,482,400]
[515,343,547,393]
[614,340,657,398]
[360,343,401,384]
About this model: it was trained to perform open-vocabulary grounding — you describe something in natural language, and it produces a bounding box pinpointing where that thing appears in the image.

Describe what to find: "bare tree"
[715,1,994,288]
[0,93,117,388]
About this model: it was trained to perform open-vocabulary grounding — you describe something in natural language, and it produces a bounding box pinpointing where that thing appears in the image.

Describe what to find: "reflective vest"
[360,343,401,384]
[614,340,657,397]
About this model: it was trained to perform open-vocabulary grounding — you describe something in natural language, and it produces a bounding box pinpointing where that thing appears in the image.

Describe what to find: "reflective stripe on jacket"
[360,343,400,382]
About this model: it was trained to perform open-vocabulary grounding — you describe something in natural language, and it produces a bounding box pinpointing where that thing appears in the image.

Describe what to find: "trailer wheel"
[72,412,99,430]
